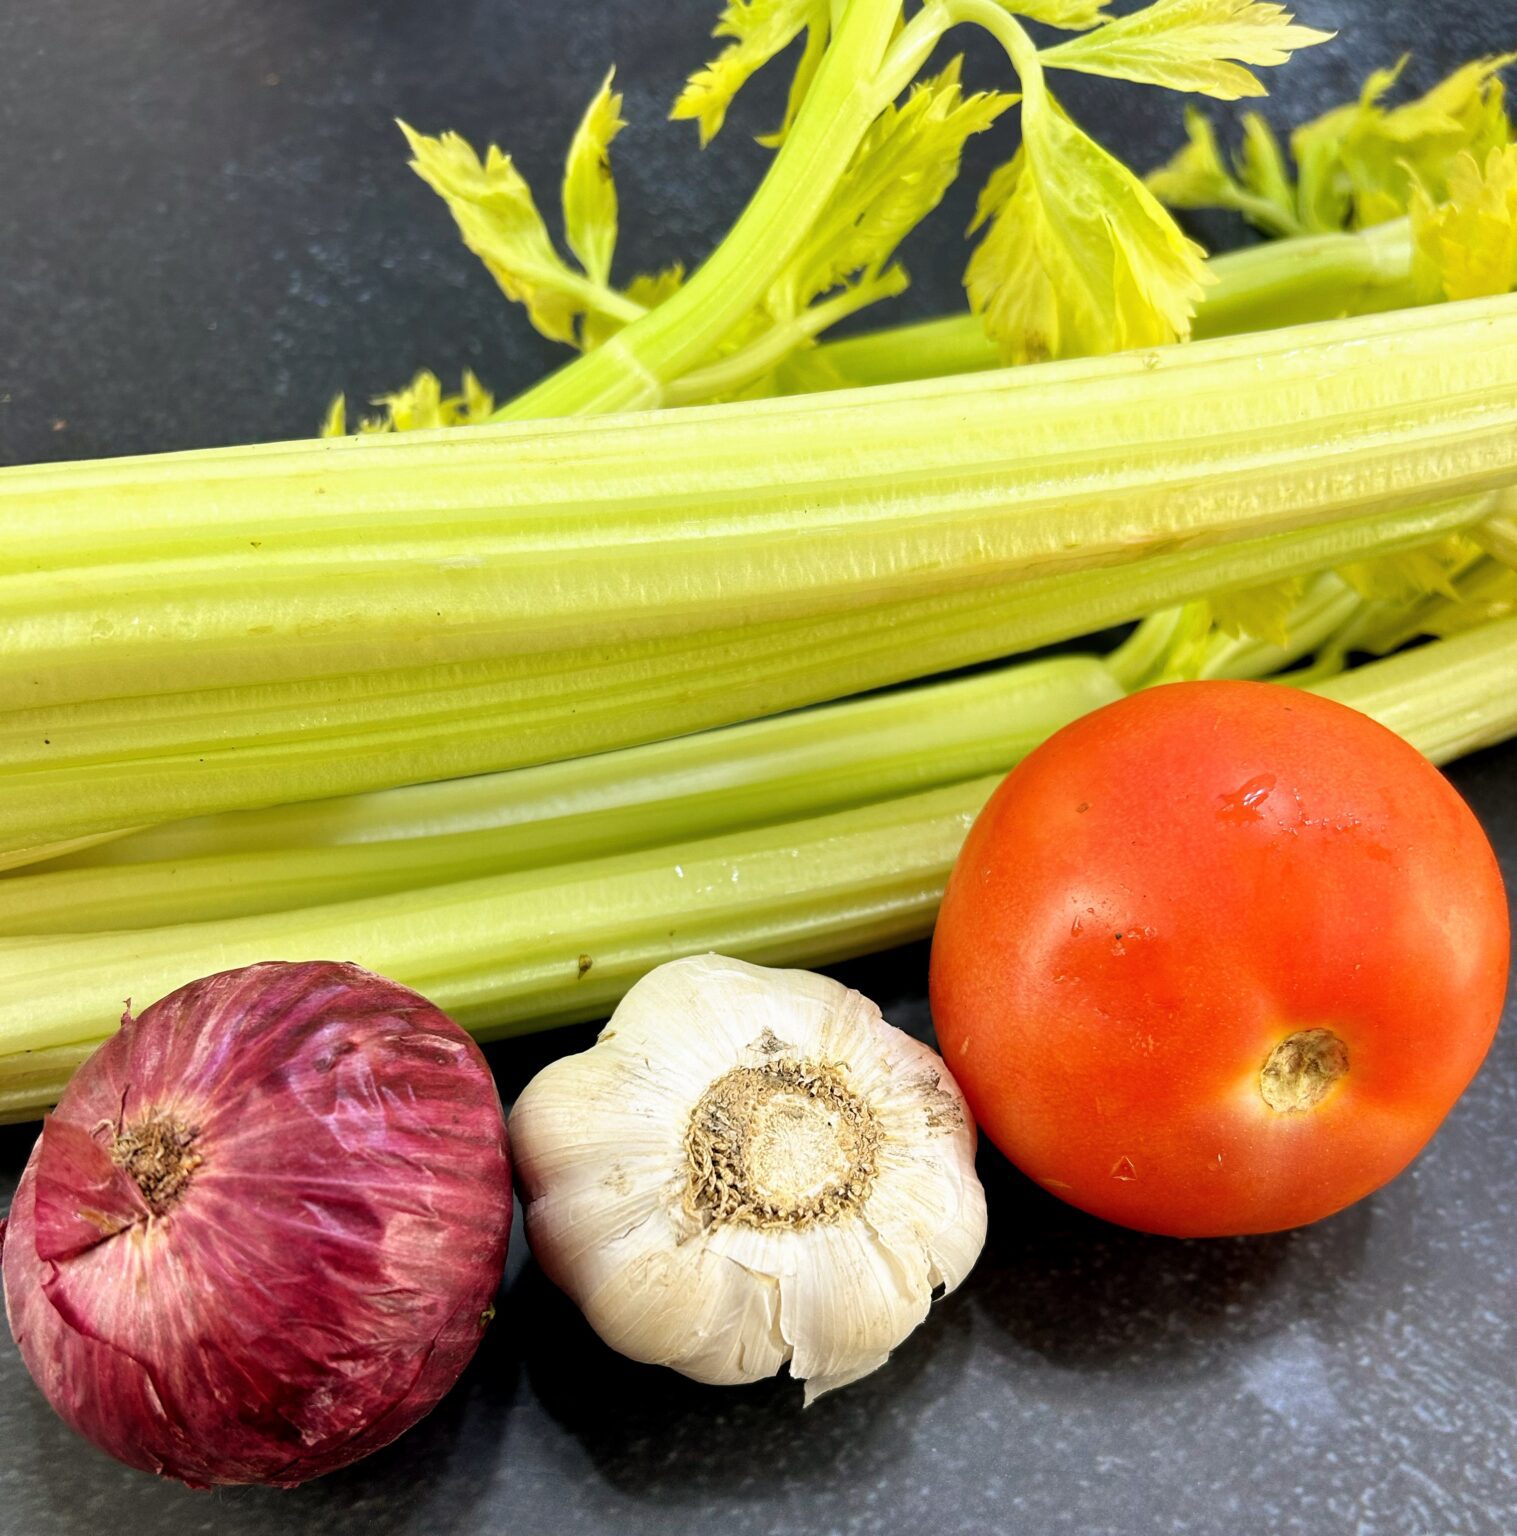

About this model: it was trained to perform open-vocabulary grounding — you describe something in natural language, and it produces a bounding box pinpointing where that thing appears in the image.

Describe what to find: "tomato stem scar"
[1260,1029,1349,1112]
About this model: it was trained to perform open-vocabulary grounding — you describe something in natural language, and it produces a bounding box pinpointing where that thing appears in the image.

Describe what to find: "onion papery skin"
[0,961,512,1487]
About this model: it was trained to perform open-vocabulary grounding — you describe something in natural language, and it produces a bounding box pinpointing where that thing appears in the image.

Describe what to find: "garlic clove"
[509,1119,676,1305]
[777,1222,918,1402]
[508,1051,684,1188]
[511,953,987,1399]
[865,1109,988,1292]
[859,1146,987,1305]
[587,1240,789,1389]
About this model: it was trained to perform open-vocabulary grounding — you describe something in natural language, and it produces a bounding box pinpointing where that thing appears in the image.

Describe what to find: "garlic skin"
[510,954,986,1400]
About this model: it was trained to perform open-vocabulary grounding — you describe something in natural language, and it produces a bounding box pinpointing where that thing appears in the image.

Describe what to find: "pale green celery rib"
[6,296,1517,713]
[0,778,990,1116]
[0,655,1124,934]
[3,619,1516,1121]
[809,222,1421,391]
[0,495,1488,858]
[1309,616,1517,764]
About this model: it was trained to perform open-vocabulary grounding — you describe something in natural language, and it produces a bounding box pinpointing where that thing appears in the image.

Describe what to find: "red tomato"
[929,680,1509,1237]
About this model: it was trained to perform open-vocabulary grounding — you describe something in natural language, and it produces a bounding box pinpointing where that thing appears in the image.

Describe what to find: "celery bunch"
[3,1,1517,1119]
[2,614,1514,1122]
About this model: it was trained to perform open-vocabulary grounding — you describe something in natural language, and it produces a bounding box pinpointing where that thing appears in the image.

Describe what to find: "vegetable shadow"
[963,1143,1375,1377]
[512,1256,977,1504]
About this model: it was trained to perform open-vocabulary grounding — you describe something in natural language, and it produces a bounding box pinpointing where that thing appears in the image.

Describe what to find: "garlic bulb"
[510,954,986,1400]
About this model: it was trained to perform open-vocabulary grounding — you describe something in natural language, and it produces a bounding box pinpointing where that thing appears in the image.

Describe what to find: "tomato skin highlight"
[928,680,1510,1238]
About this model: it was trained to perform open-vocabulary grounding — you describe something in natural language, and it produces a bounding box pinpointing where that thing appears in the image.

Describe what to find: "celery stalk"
[0,495,1490,858]
[1,618,1514,1122]
[1309,616,1517,763]
[9,297,1517,713]
[0,655,1123,933]
[0,780,986,1107]
[8,299,1517,860]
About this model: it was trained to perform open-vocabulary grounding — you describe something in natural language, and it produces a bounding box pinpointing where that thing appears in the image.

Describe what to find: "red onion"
[0,961,511,1487]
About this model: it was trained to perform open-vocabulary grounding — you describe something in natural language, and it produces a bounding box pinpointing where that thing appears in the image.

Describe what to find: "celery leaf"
[562,68,626,287]
[672,0,829,146]
[320,395,347,439]
[625,265,687,309]
[403,81,652,353]
[1149,54,1515,235]
[1237,112,1295,218]
[1419,564,1517,639]
[1208,575,1304,647]
[1337,535,1477,605]
[967,95,1210,362]
[1145,106,1302,234]
[401,123,587,345]
[1293,54,1516,230]
[349,370,498,434]
[1411,146,1517,302]
[1040,0,1332,103]
[1165,536,1487,669]
[1145,108,1235,204]
[1340,538,1512,654]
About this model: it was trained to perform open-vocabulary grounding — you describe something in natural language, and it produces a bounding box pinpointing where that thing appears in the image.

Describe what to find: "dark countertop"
[1,3,1514,1532]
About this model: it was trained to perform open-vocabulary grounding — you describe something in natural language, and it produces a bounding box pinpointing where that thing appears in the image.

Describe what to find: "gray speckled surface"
[2,2,1515,1532]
